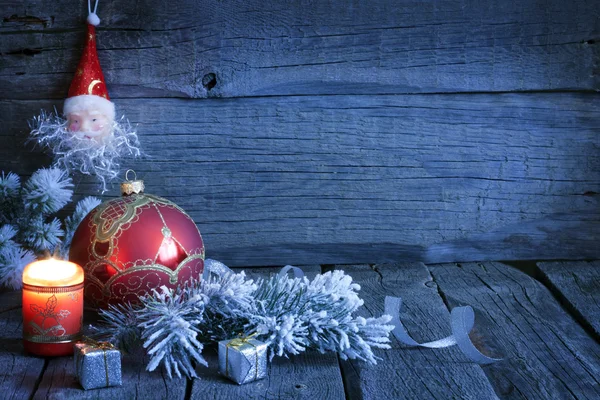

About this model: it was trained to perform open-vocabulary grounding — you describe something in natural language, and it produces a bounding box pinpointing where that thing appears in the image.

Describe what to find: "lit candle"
[22,259,84,356]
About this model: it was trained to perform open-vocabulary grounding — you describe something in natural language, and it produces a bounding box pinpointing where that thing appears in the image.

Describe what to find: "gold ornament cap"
[121,170,144,196]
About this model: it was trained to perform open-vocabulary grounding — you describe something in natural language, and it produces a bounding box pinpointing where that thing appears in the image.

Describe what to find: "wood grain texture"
[32,350,187,400]
[336,263,499,399]
[428,261,600,399]
[32,304,187,399]
[0,290,20,313]
[191,348,345,400]
[1,0,598,99]
[0,308,46,400]
[190,266,346,400]
[1,92,598,266]
[537,260,600,340]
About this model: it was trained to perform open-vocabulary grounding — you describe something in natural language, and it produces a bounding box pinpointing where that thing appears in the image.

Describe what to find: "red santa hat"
[63,13,115,121]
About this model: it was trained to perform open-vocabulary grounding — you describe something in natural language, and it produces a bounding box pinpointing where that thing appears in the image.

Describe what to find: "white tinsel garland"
[29,110,142,193]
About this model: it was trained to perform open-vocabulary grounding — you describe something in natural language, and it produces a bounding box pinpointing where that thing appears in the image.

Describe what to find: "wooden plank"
[32,350,187,400]
[336,263,499,399]
[190,266,346,400]
[30,295,188,398]
[0,0,598,99]
[0,300,46,399]
[0,290,20,314]
[428,261,600,399]
[537,260,600,340]
[191,348,345,400]
[1,93,598,266]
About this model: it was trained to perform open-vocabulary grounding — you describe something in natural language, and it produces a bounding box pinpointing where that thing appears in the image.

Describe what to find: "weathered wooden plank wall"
[0,0,599,266]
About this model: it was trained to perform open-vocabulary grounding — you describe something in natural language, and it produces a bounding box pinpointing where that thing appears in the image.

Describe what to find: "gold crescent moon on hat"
[88,79,102,95]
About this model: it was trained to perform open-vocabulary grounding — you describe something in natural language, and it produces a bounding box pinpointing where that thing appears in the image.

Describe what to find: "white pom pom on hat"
[87,13,100,26]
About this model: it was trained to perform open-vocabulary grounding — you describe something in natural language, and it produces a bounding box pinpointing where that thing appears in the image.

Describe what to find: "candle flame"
[22,259,84,287]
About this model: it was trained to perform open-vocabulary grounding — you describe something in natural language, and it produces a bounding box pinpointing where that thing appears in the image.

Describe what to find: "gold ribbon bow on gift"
[81,336,117,387]
[225,333,260,381]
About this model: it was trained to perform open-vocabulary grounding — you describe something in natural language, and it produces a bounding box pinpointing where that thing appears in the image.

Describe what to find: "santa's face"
[67,109,112,142]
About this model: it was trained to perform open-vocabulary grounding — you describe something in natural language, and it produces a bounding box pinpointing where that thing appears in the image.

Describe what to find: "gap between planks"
[534,261,600,344]
[428,261,600,399]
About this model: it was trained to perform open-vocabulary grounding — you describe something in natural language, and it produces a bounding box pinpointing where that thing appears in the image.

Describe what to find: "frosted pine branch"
[0,167,101,288]
[249,270,394,362]
[60,196,101,258]
[0,172,20,200]
[93,266,394,378]
[23,168,73,215]
[21,216,64,252]
[138,286,207,379]
[0,243,35,290]
[0,172,20,224]
[94,302,142,352]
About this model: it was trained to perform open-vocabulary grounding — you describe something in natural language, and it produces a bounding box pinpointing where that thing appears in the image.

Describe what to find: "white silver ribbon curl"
[384,296,500,364]
[202,258,235,280]
[277,264,305,278]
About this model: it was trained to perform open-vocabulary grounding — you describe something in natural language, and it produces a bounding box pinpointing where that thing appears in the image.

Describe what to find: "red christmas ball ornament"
[69,172,204,309]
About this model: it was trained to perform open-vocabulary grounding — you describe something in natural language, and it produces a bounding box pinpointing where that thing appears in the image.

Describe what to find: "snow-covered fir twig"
[0,225,35,290]
[94,302,141,352]
[92,266,394,379]
[191,271,257,343]
[60,196,101,258]
[138,286,207,379]
[249,270,394,363]
[0,167,100,289]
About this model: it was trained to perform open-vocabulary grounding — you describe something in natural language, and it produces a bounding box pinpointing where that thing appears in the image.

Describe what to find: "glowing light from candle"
[23,258,83,286]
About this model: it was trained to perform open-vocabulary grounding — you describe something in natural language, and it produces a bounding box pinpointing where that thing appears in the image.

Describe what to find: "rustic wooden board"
[0,307,46,400]
[31,301,187,398]
[1,0,598,99]
[428,261,600,399]
[1,93,598,266]
[191,348,345,400]
[0,290,20,313]
[190,266,346,400]
[537,260,600,340]
[32,350,187,400]
[336,263,499,399]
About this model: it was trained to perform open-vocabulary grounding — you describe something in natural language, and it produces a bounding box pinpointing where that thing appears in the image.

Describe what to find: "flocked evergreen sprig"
[93,265,394,379]
[252,270,394,363]
[0,167,101,289]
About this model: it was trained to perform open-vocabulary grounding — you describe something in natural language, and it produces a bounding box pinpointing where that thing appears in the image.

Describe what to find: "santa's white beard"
[29,109,142,193]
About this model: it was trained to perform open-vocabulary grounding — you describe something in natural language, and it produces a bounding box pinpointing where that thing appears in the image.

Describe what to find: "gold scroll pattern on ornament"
[86,193,204,300]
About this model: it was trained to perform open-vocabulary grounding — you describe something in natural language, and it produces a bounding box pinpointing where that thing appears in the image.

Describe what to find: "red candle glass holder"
[22,259,84,356]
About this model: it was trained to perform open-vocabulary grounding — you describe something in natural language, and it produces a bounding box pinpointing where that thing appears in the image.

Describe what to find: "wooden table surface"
[1,261,599,399]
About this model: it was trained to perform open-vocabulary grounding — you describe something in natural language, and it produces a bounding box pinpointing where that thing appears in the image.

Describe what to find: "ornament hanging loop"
[87,0,101,26]
[125,169,137,182]
[121,169,144,196]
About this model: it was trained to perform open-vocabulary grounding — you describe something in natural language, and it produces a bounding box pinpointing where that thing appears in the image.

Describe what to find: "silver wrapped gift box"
[218,336,268,384]
[74,340,122,390]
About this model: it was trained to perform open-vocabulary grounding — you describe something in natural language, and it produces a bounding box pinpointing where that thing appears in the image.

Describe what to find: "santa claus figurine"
[64,12,114,143]
[29,8,141,192]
